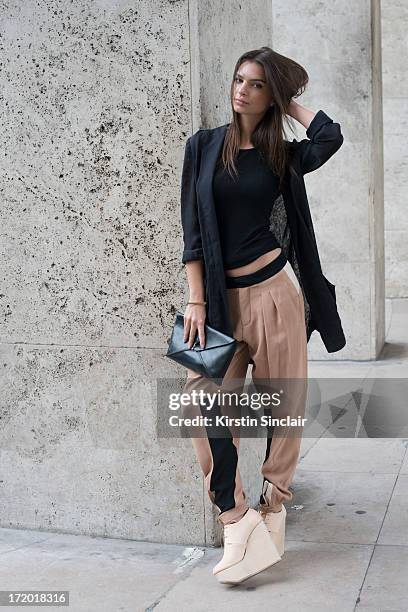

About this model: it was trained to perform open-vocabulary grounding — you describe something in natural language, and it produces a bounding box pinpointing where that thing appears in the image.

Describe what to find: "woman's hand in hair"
[287,99,316,130]
[183,304,206,349]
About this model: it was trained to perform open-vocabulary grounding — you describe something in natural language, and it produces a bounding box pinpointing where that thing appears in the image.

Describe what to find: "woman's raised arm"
[288,101,344,175]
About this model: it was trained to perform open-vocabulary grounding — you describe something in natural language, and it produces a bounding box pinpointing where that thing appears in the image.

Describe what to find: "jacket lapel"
[196,125,228,231]
[195,125,232,334]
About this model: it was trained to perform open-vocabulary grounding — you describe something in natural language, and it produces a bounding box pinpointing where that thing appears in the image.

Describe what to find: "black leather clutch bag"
[165,311,237,380]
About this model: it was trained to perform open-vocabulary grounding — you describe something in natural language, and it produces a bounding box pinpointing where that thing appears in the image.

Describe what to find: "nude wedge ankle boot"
[213,508,281,585]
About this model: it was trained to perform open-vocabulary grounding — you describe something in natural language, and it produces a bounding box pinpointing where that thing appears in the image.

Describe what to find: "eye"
[253,83,262,88]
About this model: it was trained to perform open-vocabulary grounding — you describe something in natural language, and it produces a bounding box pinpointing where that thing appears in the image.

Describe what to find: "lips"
[235,98,248,105]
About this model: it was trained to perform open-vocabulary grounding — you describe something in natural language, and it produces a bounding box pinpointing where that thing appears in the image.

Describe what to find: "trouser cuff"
[217,504,249,526]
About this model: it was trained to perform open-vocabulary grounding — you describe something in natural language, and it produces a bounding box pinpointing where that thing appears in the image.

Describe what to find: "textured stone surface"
[0,0,273,545]
[0,0,191,349]
[0,0,199,544]
[273,0,384,359]
[0,343,206,544]
[382,0,408,298]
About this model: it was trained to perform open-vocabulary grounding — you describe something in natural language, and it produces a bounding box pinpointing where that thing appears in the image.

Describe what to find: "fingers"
[183,307,206,349]
[197,323,206,349]
[188,323,196,349]
[191,318,205,349]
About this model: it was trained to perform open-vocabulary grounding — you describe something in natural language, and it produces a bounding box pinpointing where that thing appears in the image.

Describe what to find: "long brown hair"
[221,46,308,190]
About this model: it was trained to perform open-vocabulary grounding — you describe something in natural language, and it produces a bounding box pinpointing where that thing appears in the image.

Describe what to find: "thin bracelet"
[187,301,206,305]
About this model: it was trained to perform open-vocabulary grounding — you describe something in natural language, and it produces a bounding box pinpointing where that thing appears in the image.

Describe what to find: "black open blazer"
[180,109,346,353]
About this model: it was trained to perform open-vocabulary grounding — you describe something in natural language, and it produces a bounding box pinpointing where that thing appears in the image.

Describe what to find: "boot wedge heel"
[216,520,281,585]
[275,508,286,557]
[262,505,286,557]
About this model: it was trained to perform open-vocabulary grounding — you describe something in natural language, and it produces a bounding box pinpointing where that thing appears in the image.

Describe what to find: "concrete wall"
[272,0,384,360]
[0,0,387,546]
[0,0,272,546]
[382,0,408,298]
[0,0,202,545]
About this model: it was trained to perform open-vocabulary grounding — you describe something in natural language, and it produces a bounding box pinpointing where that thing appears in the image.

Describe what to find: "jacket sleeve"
[294,109,344,175]
[180,137,204,265]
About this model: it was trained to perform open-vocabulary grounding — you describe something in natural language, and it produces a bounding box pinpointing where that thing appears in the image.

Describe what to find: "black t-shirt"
[212,147,281,269]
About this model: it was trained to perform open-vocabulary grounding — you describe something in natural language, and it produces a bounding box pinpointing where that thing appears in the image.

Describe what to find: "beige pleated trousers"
[183,260,308,525]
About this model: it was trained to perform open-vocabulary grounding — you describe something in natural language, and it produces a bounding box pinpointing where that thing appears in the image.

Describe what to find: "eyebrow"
[236,72,266,83]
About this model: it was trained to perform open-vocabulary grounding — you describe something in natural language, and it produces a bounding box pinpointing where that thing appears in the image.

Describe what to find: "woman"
[179,46,345,585]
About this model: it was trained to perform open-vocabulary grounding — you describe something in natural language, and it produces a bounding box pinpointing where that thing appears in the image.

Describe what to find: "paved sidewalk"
[1,299,408,612]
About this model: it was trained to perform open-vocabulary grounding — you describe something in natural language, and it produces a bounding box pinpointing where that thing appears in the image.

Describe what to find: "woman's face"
[232,60,272,115]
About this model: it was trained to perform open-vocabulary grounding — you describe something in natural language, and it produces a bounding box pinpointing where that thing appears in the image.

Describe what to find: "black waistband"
[225,251,288,288]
